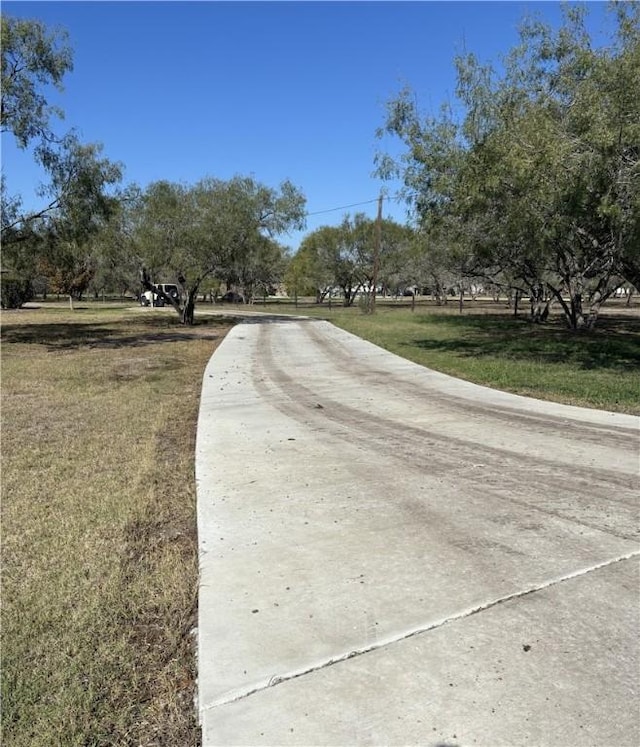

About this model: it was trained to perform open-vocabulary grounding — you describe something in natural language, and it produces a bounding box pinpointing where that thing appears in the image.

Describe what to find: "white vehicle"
[140,284,180,307]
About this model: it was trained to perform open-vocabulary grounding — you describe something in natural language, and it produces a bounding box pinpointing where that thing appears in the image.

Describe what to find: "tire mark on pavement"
[251,322,638,541]
[305,321,639,447]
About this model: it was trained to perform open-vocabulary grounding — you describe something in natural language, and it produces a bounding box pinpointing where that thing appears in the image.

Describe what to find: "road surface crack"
[201,548,640,713]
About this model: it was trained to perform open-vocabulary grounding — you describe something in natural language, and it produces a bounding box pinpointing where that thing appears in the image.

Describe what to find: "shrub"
[0,276,34,309]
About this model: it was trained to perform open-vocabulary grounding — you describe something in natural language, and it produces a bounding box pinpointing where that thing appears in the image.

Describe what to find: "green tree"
[377,3,640,330]
[1,179,38,306]
[371,219,415,298]
[1,14,73,150]
[297,216,414,307]
[298,223,362,307]
[36,139,123,307]
[294,228,342,303]
[135,176,305,324]
[463,3,640,327]
[1,15,126,308]
[86,185,144,299]
[1,14,74,306]
[238,236,288,302]
[284,245,320,303]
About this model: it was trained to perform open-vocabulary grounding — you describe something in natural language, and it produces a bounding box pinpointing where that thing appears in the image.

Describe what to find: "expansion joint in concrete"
[201,549,640,714]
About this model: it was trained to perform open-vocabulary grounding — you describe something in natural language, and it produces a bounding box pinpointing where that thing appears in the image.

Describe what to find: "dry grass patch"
[1,306,232,746]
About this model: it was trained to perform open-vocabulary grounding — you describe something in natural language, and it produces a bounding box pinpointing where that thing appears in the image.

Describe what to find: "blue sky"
[2,1,612,250]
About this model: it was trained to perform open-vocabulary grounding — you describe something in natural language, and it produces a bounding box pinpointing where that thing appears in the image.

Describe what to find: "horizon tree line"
[2,6,638,328]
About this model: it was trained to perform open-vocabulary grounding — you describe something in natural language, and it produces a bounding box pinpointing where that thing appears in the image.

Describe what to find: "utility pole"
[370,192,383,313]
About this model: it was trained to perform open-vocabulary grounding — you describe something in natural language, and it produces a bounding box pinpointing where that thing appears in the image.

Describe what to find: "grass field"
[1,297,638,745]
[331,310,640,415]
[1,304,231,746]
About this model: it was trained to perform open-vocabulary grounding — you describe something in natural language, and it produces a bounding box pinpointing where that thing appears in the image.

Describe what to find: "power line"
[303,191,412,219]
[305,198,379,217]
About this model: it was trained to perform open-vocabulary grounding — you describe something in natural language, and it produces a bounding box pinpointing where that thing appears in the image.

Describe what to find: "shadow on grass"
[1,315,231,351]
[407,314,640,372]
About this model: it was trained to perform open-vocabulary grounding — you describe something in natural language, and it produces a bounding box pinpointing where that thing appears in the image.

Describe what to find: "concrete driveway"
[195,317,639,747]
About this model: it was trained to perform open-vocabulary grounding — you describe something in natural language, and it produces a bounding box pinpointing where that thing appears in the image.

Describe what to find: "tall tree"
[36,139,123,307]
[1,14,74,306]
[135,176,306,324]
[377,3,640,330]
[1,15,125,308]
[82,184,143,299]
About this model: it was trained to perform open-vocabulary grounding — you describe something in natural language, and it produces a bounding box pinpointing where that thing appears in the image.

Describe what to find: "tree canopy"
[134,176,306,323]
[6,6,637,326]
[1,14,125,307]
[1,14,73,151]
[377,3,640,329]
[291,215,414,306]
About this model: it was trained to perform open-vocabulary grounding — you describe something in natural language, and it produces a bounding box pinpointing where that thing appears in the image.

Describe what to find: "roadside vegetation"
[1,294,638,743]
[1,305,231,746]
[3,7,639,331]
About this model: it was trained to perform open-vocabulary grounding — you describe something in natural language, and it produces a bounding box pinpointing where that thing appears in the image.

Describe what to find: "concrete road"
[195,318,640,747]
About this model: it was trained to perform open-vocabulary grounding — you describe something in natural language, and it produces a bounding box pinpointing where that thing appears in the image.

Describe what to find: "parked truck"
[140,283,180,307]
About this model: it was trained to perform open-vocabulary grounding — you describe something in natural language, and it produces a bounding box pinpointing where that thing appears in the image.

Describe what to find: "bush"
[0,276,34,309]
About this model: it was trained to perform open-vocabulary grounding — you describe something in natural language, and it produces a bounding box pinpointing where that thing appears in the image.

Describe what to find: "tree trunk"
[583,287,612,330]
[181,289,197,325]
[530,300,550,323]
[530,284,551,323]
[569,292,585,330]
